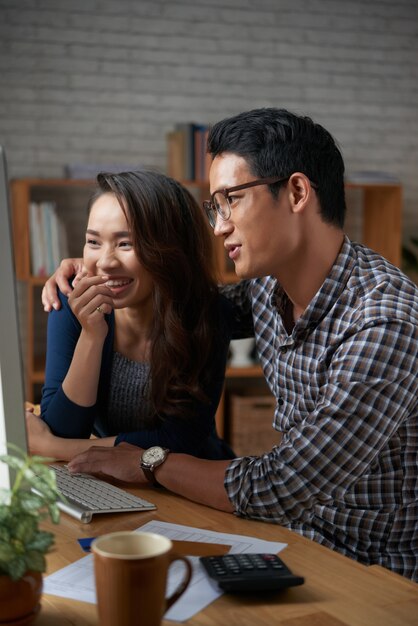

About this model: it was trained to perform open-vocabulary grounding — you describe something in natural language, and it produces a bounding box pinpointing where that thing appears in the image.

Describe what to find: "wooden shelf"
[31,370,47,384]
[28,275,51,285]
[11,178,95,400]
[226,365,263,378]
[345,181,402,267]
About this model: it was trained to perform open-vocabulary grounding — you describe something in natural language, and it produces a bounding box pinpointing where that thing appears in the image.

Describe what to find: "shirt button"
[278,397,284,406]
[280,346,287,354]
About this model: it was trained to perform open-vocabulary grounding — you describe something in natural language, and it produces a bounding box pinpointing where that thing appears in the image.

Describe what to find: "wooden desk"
[37,486,417,626]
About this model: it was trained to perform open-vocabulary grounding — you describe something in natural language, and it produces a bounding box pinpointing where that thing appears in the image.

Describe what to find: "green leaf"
[15,516,37,542]
[22,466,38,484]
[5,443,26,457]
[18,491,44,512]
[30,454,56,465]
[48,503,61,524]
[0,526,10,542]
[0,489,12,506]
[0,541,16,562]
[25,550,46,573]
[30,478,60,503]
[33,465,57,490]
[0,455,24,470]
[8,557,27,581]
[0,506,12,522]
[27,530,54,552]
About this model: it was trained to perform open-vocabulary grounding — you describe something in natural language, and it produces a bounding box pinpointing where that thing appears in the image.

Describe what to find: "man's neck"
[277,229,345,323]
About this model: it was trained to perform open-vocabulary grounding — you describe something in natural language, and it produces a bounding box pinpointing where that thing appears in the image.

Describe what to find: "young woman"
[27,170,235,461]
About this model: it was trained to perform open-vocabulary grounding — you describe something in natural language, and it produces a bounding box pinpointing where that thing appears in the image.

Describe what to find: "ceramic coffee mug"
[91,531,192,626]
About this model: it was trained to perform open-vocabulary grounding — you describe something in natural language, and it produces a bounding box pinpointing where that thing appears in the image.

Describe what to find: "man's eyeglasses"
[202,177,288,228]
[203,176,319,227]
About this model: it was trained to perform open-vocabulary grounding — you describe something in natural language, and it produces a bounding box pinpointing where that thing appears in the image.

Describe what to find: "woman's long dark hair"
[90,169,219,418]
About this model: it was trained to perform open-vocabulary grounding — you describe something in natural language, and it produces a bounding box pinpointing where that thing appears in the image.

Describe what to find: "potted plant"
[0,444,61,625]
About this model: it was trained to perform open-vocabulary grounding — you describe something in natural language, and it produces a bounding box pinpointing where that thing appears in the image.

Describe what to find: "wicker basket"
[229,394,281,456]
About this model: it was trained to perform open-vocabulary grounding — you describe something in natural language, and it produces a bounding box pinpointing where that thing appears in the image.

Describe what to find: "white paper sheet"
[44,520,287,622]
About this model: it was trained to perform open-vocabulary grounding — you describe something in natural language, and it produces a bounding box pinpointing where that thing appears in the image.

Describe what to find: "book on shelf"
[175,123,196,180]
[167,130,187,181]
[29,201,69,277]
[29,202,47,277]
[194,126,212,182]
[167,122,211,182]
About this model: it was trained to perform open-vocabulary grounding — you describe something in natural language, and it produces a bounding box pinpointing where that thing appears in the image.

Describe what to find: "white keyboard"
[48,464,157,523]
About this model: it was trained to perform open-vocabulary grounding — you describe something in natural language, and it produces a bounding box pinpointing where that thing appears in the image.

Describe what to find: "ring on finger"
[96,306,103,314]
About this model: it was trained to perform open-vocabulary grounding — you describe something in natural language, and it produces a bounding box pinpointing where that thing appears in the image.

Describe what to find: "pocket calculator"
[199,553,304,592]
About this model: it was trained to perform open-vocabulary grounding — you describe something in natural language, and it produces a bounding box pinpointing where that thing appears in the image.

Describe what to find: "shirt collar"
[269,236,356,336]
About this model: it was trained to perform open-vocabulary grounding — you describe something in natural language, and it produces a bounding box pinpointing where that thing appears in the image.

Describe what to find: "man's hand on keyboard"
[68,443,147,484]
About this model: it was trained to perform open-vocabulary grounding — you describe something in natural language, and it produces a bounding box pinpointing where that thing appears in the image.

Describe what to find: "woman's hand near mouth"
[68,274,114,338]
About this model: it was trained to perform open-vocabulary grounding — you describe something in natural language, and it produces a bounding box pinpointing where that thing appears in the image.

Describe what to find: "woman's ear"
[287,173,312,214]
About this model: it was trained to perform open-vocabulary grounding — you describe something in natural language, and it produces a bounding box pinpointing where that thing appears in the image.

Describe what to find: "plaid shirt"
[222,237,418,580]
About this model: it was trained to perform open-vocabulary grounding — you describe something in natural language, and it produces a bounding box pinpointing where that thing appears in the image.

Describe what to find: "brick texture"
[0,0,417,238]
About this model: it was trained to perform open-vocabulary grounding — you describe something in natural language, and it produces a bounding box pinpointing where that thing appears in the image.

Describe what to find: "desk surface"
[37,485,417,626]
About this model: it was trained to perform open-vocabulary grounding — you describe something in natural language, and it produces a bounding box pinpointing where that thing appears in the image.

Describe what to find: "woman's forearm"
[62,331,104,407]
[41,434,116,461]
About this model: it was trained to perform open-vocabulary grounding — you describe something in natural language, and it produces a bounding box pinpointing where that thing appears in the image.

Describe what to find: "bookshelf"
[10,178,96,401]
[10,176,403,447]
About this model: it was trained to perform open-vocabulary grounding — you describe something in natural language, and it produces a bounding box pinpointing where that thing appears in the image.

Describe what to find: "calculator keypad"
[200,553,304,592]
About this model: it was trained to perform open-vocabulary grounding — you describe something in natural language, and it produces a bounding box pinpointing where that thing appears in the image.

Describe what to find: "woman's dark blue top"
[40,290,236,460]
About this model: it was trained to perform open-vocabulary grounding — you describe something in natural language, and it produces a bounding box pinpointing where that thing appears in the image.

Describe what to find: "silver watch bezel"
[141,446,169,470]
[140,446,170,487]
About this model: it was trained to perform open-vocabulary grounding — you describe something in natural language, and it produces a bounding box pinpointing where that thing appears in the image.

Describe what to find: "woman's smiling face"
[83,192,154,310]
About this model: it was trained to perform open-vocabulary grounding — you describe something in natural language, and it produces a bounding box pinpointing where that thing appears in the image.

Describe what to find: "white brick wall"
[0,0,417,238]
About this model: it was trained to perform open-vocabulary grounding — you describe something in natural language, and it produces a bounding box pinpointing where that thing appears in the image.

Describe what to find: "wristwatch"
[140,446,170,486]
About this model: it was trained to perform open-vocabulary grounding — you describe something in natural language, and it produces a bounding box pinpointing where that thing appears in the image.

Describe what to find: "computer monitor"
[0,145,28,489]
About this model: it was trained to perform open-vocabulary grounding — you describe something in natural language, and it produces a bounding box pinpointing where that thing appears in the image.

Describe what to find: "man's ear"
[287,173,313,214]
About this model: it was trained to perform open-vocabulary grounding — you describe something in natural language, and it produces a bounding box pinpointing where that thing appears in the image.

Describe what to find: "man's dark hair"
[207,108,346,228]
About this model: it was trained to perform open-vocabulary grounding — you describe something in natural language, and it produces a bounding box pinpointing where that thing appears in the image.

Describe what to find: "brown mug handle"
[165,553,193,610]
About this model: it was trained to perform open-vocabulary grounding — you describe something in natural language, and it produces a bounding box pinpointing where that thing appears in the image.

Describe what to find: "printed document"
[44,520,287,622]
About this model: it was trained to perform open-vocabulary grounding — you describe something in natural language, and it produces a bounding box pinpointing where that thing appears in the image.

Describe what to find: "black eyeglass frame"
[203,175,318,227]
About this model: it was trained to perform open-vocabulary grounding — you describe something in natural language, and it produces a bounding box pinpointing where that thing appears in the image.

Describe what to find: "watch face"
[143,446,165,464]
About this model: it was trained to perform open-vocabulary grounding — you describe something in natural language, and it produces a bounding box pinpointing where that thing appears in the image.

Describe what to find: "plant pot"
[0,571,42,625]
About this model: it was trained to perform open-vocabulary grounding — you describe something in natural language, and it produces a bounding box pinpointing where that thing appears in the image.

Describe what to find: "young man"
[42,108,418,581]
